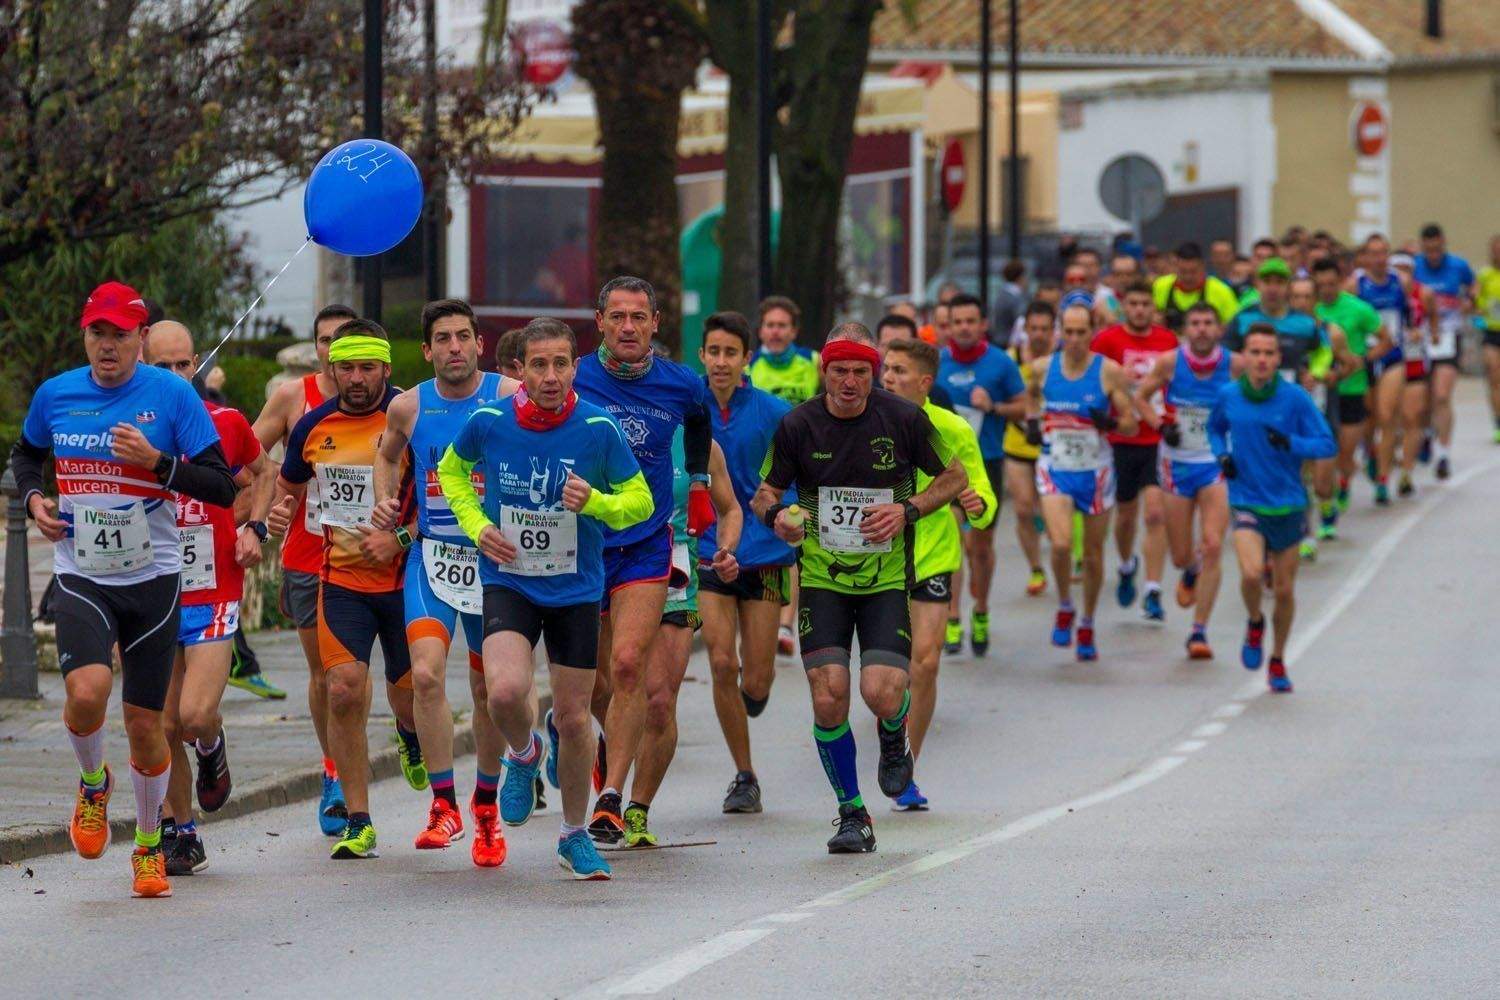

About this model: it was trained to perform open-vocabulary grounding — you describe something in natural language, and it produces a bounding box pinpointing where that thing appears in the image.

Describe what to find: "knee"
[179,705,217,742]
[609,647,645,690]
[552,703,592,743]
[862,679,906,719]
[326,672,364,716]
[707,649,738,684]
[1273,579,1295,603]
[1142,506,1166,529]
[809,688,845,728]
[1201,536,1223,567]
[486,676,530,718]
[122,711,161,747]
[411,659,447,699]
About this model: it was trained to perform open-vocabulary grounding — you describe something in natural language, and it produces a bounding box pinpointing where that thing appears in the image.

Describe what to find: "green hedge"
[218,356,281,420]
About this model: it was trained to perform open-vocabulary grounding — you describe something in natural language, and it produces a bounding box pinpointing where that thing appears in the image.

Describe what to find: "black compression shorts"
[482,585,600,670]
[54,572,181,711]
[317,583,411,686]
[798,586,910,672]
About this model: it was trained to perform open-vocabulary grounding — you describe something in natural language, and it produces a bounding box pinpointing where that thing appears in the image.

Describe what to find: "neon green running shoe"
[623,805,657,848]
[1298,539,1318,562]
[970,611,990,656]
[395,725,429,791]
[943,619,962,655]
[226,673,286,700]
[331,819,378,859]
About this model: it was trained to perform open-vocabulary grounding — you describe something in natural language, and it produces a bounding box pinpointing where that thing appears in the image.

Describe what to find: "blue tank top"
[1040,353,1111,471]
[1357,271,1409,345]
[410,372,507,542]
[1163,349,1230,464]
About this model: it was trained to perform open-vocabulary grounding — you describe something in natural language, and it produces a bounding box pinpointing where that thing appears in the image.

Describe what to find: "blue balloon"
[304,139,424,257]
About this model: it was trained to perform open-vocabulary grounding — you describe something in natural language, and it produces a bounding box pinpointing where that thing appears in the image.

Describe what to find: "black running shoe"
[876,718,915,799]
[827,804,876,854]
[165,832,208,876]
[722,771,763,814]
[160,814,178,851]
[533,774,547,813]
[195,728,232,813]
[1436,456,1451,481]
[589,791,624,844]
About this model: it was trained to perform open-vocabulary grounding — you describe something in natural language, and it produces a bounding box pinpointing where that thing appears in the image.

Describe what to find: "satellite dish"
[1098,154,1167,232]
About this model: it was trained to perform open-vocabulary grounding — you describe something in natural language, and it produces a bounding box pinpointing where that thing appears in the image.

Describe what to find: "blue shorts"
[1159,456,1224,499]
[403,542,484,672]
[1036,460,1114,516]
[601,527,686,612]
[1370,345,1403,379]
[1232,508,1306,554]
[178,600,239,647]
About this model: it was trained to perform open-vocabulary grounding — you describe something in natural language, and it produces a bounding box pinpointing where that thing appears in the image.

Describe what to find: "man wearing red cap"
[10,281,237,898]
[752,325,967,854]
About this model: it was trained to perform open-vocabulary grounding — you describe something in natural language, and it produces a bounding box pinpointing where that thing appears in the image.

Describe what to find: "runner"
[934,293,1026,657]
[1001,300,1058,599]
[1413,224,1476,480]
[696,311,796,814]
[268,320,415,860]
[752,337,966,853]
[1353,237,1423,503]
[143,321,275,876]
[573,276,714,844]
[1091,279,1178,622]
[1208,323,1336,693]
[1133,303,1242,659]
[881,338,994,811]
[878,314,952,409]
[1289,275,1356,561]
[251,304,359,835]
[438,316,654,879]
[1152,241,1240,334]
[1027,304,1139,662]
[1479,235,1500,442]
[11,281,237,897]
[1312,258,1381,516]
[369,299,517,866]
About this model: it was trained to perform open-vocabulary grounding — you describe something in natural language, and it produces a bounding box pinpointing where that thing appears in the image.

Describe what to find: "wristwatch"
[901,500,920,525]
[245,520,269,543]
[152,453,174,483]
[394,525,414,549]
[689,473,711,488]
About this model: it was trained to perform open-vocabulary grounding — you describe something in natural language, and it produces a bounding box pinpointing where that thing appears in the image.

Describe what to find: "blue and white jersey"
[699,379,795,570]
[1414,252,1476,360]
[1039,353,1112,474]
[1163,349,1231,465]
[410,372,507,543]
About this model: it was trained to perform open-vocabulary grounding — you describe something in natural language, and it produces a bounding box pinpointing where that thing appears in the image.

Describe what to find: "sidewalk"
[0,627,538,863]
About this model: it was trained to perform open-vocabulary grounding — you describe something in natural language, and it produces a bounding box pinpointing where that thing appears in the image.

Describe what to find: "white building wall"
[222,178,317,334]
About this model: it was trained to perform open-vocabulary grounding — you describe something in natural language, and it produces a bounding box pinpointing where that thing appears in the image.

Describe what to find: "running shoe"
[1316,522,1337,542]
[589,791,624,844]
[1176,566,1198,608]
[1336,481,1350,512]
[1267,659,1294,693]
[876,717,915,798]
[1299,539,1318,562]
[1241,618,1266,670]
[1419,433,1432,465]
[70,767,113,860]
[469,800,506,868]
[543,708,561,789]
[943,619,963,655]
[1374,482,1391,506]
[1141,589,1165,623]
[395,726,428,791]
[623,805,657,848]
[533,775,547,813]
[130,845,172,898]
[331,818,378,859]
[1051,606,1076,647]
[159,814,177,851]
[414,799,465,849]
[1493,427,1500,445]
[969,611,990,656]
[1398,474,1414,498]
[194,728,232,813]
[1365,454,1378,482]
[591,734,607,795]
[164,832,207,876]
[893,780,929,812]
[1026,568,1046,596]
[1076,626,1098,662]
[558,829,612,880]
[1436,456,1451,481]
[226,672,287,700]
[827,804,876,854]
[777,625,796,657]
[722,770,762,814]
[1116,564,1137,607]
[318,773,347,837]
[500,733,545,827]
[1186,630,1213,661]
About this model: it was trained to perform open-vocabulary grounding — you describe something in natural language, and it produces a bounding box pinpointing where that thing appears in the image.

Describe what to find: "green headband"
[329,334,391,364]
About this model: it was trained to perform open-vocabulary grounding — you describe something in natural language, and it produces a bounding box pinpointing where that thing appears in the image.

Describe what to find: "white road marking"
[1174,739,1208,753]
[580,458,1500,999]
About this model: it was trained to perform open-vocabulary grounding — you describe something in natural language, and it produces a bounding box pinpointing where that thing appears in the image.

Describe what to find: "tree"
[572,0,706,354]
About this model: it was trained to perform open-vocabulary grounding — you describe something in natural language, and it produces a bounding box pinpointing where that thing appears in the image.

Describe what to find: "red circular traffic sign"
[1352,102,1388,157]
[513,20,573,90]
[940,139,966,213]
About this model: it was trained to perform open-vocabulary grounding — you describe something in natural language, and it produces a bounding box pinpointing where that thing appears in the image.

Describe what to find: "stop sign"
[513,20,574,91]
[1352,102,1388,157]
[940,139,966,213]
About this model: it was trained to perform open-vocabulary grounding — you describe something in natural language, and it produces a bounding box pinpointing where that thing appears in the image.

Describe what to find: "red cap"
[79,282,149,330]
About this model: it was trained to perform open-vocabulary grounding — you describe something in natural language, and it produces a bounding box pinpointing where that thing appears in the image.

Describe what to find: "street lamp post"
[363,0,384,323]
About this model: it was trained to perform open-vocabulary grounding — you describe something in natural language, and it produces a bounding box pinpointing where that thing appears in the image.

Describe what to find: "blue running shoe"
[1076,625,1098,661]
[1241,618,1265,671]
[544,710,560,790]
[558,829,612,880]
[500,734,545,827]
[1267,659,1294,693]
[1116,564,1137,608]
[1051,606,1075,647]
[1141,589,1165,622]
[893,781,929,812]
[318,774,347,837]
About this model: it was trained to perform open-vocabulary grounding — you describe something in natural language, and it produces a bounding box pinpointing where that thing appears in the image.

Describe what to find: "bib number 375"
[817,487,893,554]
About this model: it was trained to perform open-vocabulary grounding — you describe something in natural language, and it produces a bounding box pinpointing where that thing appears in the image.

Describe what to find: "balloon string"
[196,235,314,377]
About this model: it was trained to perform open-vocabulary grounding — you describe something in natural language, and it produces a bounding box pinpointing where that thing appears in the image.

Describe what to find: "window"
[843,172,911,299]
[479,182,594,309]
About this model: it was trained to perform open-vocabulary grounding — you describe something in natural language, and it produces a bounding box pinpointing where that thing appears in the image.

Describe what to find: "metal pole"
[756,0,774,302]
[421,0,443,302]
[0,466,39,700]
[978,0,992,315]
[363,0,384,322]
[1007,0,1021,261]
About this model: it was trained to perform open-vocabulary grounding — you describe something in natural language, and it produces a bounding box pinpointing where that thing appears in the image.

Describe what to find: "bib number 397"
[817,487,893,554]
[499,506,578,576]
[315,464,374,528]
[73,503,153,575]
[422,539,481,615]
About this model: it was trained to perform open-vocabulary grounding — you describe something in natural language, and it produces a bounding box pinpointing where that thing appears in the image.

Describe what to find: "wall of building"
[1269,73,1366,242]
[930,74,1059,231]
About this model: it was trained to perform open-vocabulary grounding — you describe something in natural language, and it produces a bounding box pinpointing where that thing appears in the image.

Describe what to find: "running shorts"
[601,528,683,611]
[178,600,239,647]
[1158,456,1223,500]
[1370,346,1403,380]
[403,542,484,673]
[1231,507,1307,554]
[1337,393,1368,425]
[1036,459,1115,516]
[1484,330,1500,350]
[1111,442,1159,503]
[279,569,320,630]
[909,573,953,604]
[661,609,702,631]
[798,586,911,672]
[698,564,790,605]
[482,585,600,670]
[54,572,180,711]
[317,583,412,685]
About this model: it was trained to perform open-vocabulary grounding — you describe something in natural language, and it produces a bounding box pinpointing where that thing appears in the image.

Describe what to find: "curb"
[0,694,551,865]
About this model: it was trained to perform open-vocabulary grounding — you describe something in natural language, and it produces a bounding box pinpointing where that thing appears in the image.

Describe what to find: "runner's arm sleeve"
[437,411,495,544]
[1290,393,1338,461]
[582,415,654,530]
[164,443,236,507]
[8,438,50,511]
[683,398,711,478]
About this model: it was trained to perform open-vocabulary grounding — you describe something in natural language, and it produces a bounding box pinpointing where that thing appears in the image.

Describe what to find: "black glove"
[1160,422,1182,448]
[1024,417,1042,447]
[1088,408,1117,432]
[1219,454,1237,480]
[1265,426,1291,451]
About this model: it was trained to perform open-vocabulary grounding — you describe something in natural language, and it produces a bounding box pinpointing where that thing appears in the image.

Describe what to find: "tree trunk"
[572,0,705,356]
[703,0,760,317]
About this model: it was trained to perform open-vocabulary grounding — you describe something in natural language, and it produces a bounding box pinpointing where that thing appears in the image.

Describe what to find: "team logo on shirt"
[135,410,157,424]
[869,436,896,471]
[618,414,650,448]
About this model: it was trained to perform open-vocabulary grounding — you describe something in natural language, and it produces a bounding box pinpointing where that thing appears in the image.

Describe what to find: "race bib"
[421,538,481,615]
[179,524,217,592]
[1049,427,1103,472]
[954,404,985,436]
[303,474,323,533]
[1310,383,1328,410]
[666,540,691,604]
[817,486,893,554]
[73,503,153,575]
[499,506,578,576]
[315,464,373,528]
[1176,405,1211,452]
[1379,308,1404,341]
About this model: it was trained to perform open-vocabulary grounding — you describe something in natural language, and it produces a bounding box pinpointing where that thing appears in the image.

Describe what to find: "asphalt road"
[4,432,1499,998]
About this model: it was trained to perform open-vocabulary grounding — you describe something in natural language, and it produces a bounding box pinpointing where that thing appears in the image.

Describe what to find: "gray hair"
[826,321,875,346]
[596,275,658,314]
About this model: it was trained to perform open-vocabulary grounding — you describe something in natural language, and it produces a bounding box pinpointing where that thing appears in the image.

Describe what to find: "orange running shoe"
[413,799,465,849]
[130,845,172,898]
[470,800,507,868]
[70,767,113,860]
[1186,630,1213,661]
